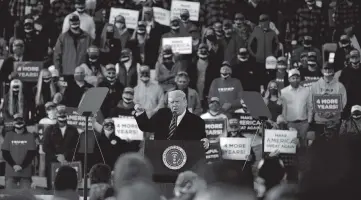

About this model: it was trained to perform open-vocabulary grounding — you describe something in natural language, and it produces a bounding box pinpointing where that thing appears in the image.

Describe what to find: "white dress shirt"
[176,109,186,126]
[60,126,67,137]
[281,85,312,122]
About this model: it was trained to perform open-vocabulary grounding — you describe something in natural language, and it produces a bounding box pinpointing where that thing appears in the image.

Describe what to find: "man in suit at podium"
[134,90,209,149]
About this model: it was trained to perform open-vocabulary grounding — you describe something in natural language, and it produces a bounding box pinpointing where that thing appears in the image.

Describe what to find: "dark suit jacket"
[43,124,79,162]
[135,108,206,140]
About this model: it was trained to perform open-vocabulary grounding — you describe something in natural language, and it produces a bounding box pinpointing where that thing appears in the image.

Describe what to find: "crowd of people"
[1,0,361,199]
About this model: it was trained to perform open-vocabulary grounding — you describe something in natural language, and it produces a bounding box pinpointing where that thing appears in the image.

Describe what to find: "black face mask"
[180,15,189,21]
[107,32,113,39]
[304,40,312,47]
[206,34,217,42]
[269,89,278,95]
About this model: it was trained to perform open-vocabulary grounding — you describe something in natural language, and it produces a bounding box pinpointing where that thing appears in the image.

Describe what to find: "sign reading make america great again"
[234,113,261,134]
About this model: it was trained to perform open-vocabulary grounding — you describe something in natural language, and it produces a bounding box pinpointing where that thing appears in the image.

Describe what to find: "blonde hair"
[263,80,282,105]
[35,69,56,106]
[8,79,24,116]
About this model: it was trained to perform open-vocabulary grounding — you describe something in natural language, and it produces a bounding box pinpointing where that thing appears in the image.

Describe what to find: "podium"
[142,140,205,183]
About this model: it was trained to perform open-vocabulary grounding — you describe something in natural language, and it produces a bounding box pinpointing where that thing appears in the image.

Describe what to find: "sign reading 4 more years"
[14,61,43,82]
[312,94,343,113]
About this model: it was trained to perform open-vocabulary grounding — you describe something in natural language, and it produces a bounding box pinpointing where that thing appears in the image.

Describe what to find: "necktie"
[168,112,177,140]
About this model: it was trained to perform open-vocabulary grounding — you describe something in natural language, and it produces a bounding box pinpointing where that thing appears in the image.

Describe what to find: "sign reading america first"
[14,61,43,82]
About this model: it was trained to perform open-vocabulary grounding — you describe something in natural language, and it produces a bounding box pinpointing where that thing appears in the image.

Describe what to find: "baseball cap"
[163,45,173,58]
[13,39,24,46]
[171,16,180,23]
[103,118,114,125]
[24,18,34,25]
[13,113,24,120]
[180,9,190,17]
[229,118,239,125]
[123,87,134,95]
[238,47,248,55]
[223,19,233,29]
[351,105,361,113]
[350,49,360,57]
[45,102,56,110]
[209,97,220,103]
[198,43,208,50]
[259,14,269,22]
[105,64,116,71]
[277,56,287,64]
[288,69,300,78]
[75,0,85,4]
[56,105,67,116]
[69,14,80,22]
[137,21,146,28]
[265,56,277,69]
[340,35,350,43]
[115,15,125,23]
[221,61,231,68]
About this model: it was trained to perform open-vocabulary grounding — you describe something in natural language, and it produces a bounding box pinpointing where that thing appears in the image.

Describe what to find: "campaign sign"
[109,8,139,29]
[170,1,200,21]
[220,137,251,160]
[14,61,42,82]
[313,94,342,113]
[153,7,170,26]
[113,117,144,141]
[234,113,261,134]
[162,37,192,54]
[204,119,226,162]
[51,161,82,183]
[65,107,93,130]
[264,129,297,154]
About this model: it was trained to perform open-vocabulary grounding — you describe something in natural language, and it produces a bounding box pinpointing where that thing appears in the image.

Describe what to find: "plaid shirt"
[334,1,361,30]
[291,4,327,42]
[9,0,27,18]
[49,0,74,32]
[199,0,232,27]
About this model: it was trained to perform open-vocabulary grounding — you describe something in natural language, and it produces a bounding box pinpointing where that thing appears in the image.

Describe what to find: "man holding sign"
[310,62,347,139]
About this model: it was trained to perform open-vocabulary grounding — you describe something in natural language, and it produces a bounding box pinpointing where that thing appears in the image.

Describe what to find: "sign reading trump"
[113,116,144,141]
[170,1,200,21]
[313,94,342,113]
[14,61,42,82]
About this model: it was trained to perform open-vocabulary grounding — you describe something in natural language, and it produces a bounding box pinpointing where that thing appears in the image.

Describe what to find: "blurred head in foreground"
[117,179,161,200]
[194,183,256,200]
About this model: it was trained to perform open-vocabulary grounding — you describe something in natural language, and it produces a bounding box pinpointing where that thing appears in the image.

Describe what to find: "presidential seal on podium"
[162,145,187,170]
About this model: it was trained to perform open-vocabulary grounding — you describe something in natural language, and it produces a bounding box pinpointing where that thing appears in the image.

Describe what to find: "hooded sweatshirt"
[310,77,347,124]
[208,77,243,110]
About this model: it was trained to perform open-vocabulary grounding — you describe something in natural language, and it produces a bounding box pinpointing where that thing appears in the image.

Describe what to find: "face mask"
[104,129,114,136]
[24,27,33,33]
[309,64,317,68]
[306,0,315,6]
[121,56,130,63]
[290,81,300,88]
[74,74,85,82]
[323,72,334,77]
[238,57,248,62]
[15,122,25,130]
[180,15,189,22]
[269,89,278,95]
[89,56,98,63]
[31,8,40,15]
[43,77,51,83]
[137,29,146,35]
[206,35,217,42]
[76,7,85,13]
[171,25,180,32]
[215,30,223,37]
[115,23,124,29]
[304,40,312,47]
[198,52,208,59]
[106,76,116,83]
[123,96,133,104]
[277,65,287,69]
[352,115,361,120]
[221,73,230,79]
[57,116,67,123]
[106,32,113,38]
[70,24,80,33]
[224,30,232,38]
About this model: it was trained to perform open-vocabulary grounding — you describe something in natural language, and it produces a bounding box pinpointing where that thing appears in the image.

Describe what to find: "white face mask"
[104,129,113,136]
[323,72,334,77]
[115,23,124,29]
[47,110,57,119]
[238,57,248,62]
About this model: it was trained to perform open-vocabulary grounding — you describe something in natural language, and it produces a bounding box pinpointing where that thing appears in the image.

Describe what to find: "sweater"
[208,77,243,109]
[310,77,347,124]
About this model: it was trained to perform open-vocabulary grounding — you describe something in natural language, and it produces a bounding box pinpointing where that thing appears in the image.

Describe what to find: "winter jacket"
[248,26,279,63]
[309,77,347,124]
[54,30,93,75]
[155,61,186,92]
[339,66,361,117]
[224,33,247,66]
[116,61,138,88]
